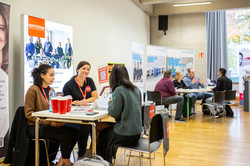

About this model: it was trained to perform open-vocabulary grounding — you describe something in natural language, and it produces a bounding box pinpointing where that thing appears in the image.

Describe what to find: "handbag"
[74,155,111,166]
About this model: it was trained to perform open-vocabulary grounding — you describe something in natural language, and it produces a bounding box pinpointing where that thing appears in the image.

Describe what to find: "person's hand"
[108,99,113,103]
[199,78,203,84]
[192,77,198,84]
[78,99,89,106]
[72,100,79,105]
[51,122,65,127]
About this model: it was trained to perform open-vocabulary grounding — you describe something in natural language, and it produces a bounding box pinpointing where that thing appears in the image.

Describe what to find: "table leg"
[35,118,40,166]
[187,95,189,121]
[92,122,96,158]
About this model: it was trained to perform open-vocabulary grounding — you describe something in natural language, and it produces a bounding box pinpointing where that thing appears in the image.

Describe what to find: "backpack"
[74,155,111,166]
[225,105,234,117]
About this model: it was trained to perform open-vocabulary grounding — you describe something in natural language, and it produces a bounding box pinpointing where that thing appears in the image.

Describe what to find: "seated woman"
[173,72,187,89]
[63,61,98,158]
[97,65,142,163]
[25,64,79,166]
[173,72,191,117]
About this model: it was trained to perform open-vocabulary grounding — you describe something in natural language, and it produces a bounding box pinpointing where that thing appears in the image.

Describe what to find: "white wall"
[1,0,150,122]
[150,13,207,84]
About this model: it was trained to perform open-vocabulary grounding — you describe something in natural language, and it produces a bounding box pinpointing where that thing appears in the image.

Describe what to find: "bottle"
[49,90,55,112]
[145,91,148,105]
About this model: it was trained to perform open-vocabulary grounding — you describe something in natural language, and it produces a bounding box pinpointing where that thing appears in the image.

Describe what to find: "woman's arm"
[87,90,98,102]
[24,88,51,125]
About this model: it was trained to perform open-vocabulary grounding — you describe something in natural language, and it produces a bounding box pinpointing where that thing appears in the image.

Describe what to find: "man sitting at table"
[205,68,233,114]
[155,70,186,122]
[183,68,213,114]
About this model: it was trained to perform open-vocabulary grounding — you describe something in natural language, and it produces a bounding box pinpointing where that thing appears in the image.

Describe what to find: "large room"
[0,0,250,165]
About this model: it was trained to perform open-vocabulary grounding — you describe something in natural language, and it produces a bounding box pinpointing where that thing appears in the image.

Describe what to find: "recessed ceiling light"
[173,1,212,7]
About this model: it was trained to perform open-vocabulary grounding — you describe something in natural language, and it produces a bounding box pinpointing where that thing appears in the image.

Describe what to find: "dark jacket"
[173,80,187,89]
[213,76,232,92]
[4,106,29,166]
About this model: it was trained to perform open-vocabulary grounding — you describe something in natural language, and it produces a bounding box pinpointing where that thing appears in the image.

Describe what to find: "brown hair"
[32,64,53,86]
[164,70,172,78]
[109,65,135,92]
[0,4,9,74]
[75,61,91,76]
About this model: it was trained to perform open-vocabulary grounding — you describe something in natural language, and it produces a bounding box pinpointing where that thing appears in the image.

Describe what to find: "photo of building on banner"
[0,2,10,159]
[146,45,167,91]
[23,15,73,93]
[167,49,194,78]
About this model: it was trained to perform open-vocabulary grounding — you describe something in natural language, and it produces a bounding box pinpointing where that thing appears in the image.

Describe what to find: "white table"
[176,88,212,120]
[32,108,109,166]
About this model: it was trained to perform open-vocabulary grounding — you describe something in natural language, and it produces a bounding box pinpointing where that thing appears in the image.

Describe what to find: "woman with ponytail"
[25,64,79,166]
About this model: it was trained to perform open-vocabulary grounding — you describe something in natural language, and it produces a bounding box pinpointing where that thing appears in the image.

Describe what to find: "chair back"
[214,91,225,103]
[147,91,162,105]
[149,114,163,143]
[225,90,236,101]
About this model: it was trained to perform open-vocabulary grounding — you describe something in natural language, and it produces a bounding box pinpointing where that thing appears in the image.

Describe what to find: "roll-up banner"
[0,2,10,159]
[23,15,73,94]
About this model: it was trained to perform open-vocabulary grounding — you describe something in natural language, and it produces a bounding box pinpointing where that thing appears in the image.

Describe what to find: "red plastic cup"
[58,97,67,114]
[66,95,72,112]
[51,97,59,113]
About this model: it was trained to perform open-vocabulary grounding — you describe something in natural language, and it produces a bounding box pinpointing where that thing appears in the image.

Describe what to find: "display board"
[167,48,194,78]
[23,15,73,94]
[146,45,167,91]
[0,2,10,159]
[239,50,250,105]
[98,63,125,85]
[131,41,144,97]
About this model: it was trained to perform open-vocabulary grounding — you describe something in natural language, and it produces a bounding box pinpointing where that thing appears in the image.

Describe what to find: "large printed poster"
[239,50,250,104]
[0,2,10,158]
[131,41,144,96]
[146,45,167,91]
[23,15,73,93]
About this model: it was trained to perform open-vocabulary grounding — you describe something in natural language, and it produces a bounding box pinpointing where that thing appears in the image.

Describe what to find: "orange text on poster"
[28,16,45,38]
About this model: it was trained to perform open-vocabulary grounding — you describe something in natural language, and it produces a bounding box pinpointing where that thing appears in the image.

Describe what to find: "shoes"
[175,118,186,122]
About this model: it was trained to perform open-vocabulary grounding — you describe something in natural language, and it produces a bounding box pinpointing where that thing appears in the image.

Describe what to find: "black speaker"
[158,15,168,35]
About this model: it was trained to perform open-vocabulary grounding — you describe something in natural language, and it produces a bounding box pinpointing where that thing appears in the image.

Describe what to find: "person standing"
[155,71,186,122]
[25,37,35,60]
[25,64,78,166]
[44,36,53,57]
[65,38,73,68]
[35,37,42,55]
[63,61,98,158]
[184,68,213,114]
[97,65,142,162]
[57,42,64,59]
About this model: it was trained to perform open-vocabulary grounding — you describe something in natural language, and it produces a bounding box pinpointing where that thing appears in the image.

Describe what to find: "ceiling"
[132,0,250,16]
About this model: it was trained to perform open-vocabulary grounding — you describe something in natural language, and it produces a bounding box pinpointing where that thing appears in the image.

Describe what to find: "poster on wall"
[23,15,73,94]
[0,2,10,159]
[146,45,167,91]
[238,50,250,105]
[167,49,194,78]
[131,41,144,96]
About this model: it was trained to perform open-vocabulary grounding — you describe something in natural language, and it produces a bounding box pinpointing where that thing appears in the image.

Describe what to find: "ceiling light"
[173,1,212,7]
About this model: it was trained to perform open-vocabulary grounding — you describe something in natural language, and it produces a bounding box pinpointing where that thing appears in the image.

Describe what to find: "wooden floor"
[1,105,250,166]
[114,105,250,166]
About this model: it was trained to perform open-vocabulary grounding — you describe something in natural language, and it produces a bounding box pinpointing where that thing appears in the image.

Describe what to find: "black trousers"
[97,126,140,162]
[27,124,79,159]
